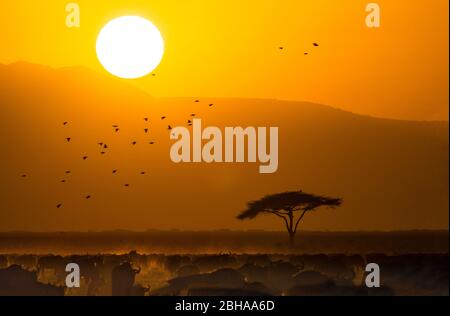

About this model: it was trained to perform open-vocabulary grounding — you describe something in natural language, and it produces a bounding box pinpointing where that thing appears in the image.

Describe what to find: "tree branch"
[294,210,308,233]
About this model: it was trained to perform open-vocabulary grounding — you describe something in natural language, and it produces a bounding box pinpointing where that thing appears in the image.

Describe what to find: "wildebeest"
[0,265,64,296]
[153,268,245,296]
[67,255,104,296]
[112,262,141,296]
[176,264,200,277]
[8,254,37,271]
[193,254,238,272]
[164,255,192,275]
[0,255,8,269]
[37,255,68,285]
[239,263,269,284]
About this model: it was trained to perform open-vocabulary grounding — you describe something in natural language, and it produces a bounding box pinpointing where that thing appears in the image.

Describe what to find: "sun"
[96,16,164,79]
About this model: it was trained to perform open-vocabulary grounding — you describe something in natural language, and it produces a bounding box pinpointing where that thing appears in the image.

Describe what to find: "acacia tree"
[237,191,342,247]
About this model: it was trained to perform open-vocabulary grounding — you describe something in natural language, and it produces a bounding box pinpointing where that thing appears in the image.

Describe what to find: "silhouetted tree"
[237,191,342,247]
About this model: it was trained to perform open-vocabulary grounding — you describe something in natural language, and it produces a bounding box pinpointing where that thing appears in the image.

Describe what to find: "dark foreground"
[0,253,448,296]
[0,231,448,296]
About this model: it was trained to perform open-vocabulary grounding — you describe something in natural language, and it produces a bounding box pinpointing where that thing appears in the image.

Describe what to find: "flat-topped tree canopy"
[237,191,342,220]
[237,191,342,247]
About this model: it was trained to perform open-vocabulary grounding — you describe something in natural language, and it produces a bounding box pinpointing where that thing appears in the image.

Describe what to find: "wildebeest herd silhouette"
[0,252,448,296]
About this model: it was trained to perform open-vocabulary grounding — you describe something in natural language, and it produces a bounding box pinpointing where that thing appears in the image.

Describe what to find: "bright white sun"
[96,16,164,79]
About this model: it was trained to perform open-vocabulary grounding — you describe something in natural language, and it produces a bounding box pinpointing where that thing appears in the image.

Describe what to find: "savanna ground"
[0,231,448,296]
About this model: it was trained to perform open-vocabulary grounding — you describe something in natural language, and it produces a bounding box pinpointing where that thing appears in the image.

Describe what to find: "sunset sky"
[0,1,448,232]
[0,0,448,121]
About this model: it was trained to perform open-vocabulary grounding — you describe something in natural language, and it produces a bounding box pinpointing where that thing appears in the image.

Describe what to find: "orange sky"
[0,0,448,121]
[0,1,448,233]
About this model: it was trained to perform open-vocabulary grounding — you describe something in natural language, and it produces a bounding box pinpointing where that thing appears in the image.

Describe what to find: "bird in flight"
[112,170,118,174]
[82,156,88,160]
[85,195,91,200]
[194,100,200,103]
[66,137,71,142]
[209,104,214,107]
[63,122,68,126]
[140,172,146,175]
[124,184,130,187]
[168,125,173,130]
[56,204,62,209]
[279,47,284,50]
[132,141,137,145]
[144,128,149,133]
[21,174,27,178]
[115,128,120,132]
[161,116,166,120]
[313,43,319,47]
[61,180,66,183]
[144,117,149,122]
[149,141,155,145]
[190,114,196,117]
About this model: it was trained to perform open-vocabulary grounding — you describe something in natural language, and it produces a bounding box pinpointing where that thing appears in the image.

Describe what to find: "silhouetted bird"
[168,125,172,130]
[304,52,309,55]
[112,125,119,128]
[187,120,192,124]
[83,156,88,160]
[63,122,68,126]
[104,144,108,149]
[98,142,103,146]
[101,152,106,155]
[115,128,120,132]
[161,116,166,120]
[61,180,66,183]
[313,43,319,47]
[132,141,137,145]
[124,184,130,187]
[66,138,71,142]
[56,204,62,209]
[279,47,284,50]
[190,114,196,117]
[194,100,200,103]
[65,171,71,174]
[209,104,214,107]
[144,128,149,133]
[112,170,118,174]
[140,172,146,175]
[85,195,91,200]
[21,174,27,178]
[152,73,156,77]
[149,142,155,145]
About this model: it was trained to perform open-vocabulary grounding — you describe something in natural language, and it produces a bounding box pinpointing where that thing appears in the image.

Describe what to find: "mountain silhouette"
[0,62,448,232]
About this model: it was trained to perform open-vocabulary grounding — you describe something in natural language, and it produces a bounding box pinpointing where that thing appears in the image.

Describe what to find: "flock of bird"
[20,98,216,209]
[19,43,320,209]
[279,42,319,55]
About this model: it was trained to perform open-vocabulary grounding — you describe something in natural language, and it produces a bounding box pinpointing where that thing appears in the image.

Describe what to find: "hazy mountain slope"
[0,62,448,232]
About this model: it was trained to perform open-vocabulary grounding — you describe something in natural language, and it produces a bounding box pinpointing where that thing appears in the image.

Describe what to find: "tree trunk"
[288,231,296,248]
